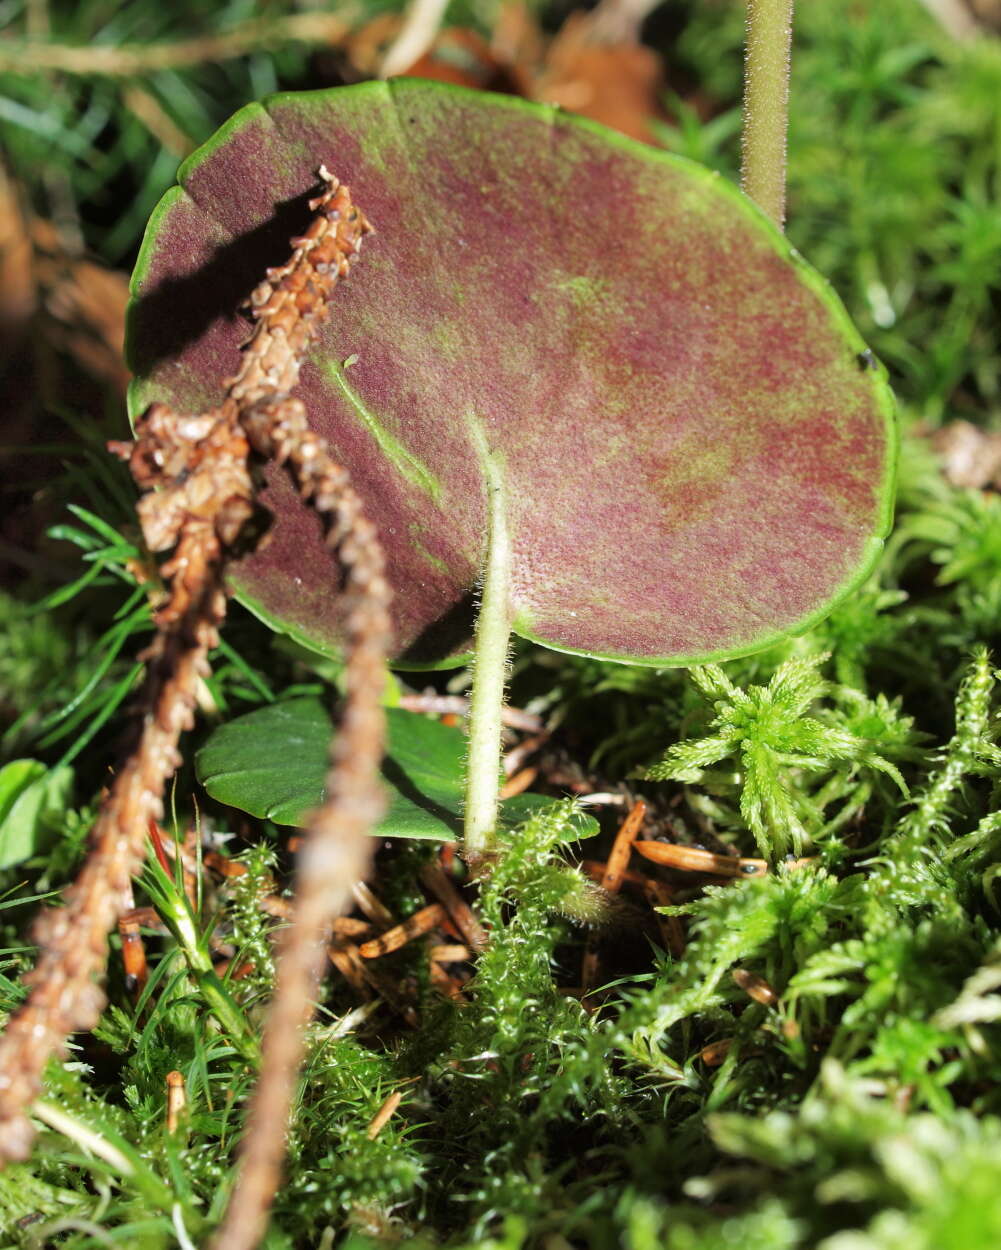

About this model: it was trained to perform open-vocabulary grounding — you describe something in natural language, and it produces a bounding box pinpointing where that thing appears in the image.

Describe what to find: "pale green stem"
[463,422,513,862]
[741,0,795,229]
[32,1100,176,1211]
[149,862,259,1059]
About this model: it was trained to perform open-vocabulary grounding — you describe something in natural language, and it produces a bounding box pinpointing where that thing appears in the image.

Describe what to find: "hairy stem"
[741,0,795,229]
[463,422,513,863]
[212,404,389,1250]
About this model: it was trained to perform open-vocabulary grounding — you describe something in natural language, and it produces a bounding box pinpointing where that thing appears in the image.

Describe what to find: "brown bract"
[0,169,390,1250]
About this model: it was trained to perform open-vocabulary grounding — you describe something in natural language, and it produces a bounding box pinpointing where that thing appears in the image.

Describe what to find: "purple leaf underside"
[127,79,895,668]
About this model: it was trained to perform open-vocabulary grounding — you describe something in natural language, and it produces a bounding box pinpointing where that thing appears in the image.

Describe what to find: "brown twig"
[429,959,467,1000]
[600,801,646,893]
[121,85,195,157]
[118,911,150,999]
[332,916,374,939]
[0,386,256,1161]
[429,943,470,962]
[0,12,357,76]
[204,851,250,879]
[365,1090,403,1139]
[397,693,544,733]
[358,904,446,958]
[333,946,420,1025]
[419,864,488,952]
[351,881,396,927]
[632,841,769,878]
[210,170,390,1250]
[503,730,550,777]
[166,1070,187,1134]
[328,942,370,995]
[582,799,646,990]
[640,878,686,960]
[379,0,450,78]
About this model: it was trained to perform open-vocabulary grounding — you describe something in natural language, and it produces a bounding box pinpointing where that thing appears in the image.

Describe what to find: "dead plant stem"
[0,11,356,77]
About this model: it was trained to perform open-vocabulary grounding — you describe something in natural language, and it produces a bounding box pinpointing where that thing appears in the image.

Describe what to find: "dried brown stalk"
[118,911,150,998]
[331,915,373,939]
[0,12,357,77]
[419,863,488,952]
[379,0,450,78]
[0,165,389,1250]
[581,799,646,990]
[358,903,447,958]
[632,840,770,878]
[166,1070,187,1134]
[430,943,470,962]
[640,878,686,960]
[352,880,396,926]
[0,391,255,1161]
[210,171,391,1250]
[365,1090,403,1140]
[599,800,646,894]
[396,692,544,732]
[503,729,550,776]
[329,941,371,995]
[429,958,467,1000]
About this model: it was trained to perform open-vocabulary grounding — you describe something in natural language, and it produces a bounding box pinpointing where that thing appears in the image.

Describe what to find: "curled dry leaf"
[532,10,665,143]
[930,419,1001,491]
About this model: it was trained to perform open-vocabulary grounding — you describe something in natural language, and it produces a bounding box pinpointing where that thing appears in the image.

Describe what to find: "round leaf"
[128,80,895,668]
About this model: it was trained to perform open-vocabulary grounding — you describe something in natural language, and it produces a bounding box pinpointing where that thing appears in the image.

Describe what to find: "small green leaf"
[0,759,74,869]
[196,698,594,840]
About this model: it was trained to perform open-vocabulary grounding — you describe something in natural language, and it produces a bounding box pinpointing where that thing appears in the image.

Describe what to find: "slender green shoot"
[463,419,514,862]
[31,1100,177,1212]
[142,850,259,1060]
[741,0,795,228]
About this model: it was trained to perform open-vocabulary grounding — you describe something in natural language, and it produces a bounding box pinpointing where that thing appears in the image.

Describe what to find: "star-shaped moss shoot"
[648,654,909,860]
[127,79,895,858]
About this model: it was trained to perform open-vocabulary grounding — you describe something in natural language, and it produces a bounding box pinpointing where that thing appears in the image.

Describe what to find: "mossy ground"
[3,1,1001,1247]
